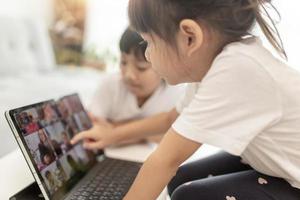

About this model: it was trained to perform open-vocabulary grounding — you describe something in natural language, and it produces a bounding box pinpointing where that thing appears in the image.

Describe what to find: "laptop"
[5,93,141,200]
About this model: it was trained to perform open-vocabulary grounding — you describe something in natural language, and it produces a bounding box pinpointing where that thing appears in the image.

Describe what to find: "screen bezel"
[7,101,53,199]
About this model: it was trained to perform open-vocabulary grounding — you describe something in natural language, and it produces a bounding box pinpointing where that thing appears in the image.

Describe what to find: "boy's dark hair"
[128,0,287,59]
[119,27,147,61]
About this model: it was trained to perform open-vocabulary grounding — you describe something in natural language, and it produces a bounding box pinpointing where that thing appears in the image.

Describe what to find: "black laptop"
[5,94,141,200]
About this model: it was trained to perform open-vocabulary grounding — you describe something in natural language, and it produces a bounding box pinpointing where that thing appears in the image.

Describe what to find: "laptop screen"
[8,94,98,200]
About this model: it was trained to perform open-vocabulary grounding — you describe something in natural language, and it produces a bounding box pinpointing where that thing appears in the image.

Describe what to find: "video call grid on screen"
[11,94,95,197]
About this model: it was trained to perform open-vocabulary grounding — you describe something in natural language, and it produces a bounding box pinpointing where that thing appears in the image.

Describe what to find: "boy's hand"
[70,124,115,150]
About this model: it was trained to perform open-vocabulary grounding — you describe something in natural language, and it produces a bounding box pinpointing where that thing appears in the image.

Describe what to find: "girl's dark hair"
[128,0,287,59]
[119,27,147,61]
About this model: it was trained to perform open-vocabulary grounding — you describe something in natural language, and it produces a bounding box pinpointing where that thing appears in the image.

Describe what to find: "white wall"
[84,0,129,71]
[257,1,300,70]
[0,0,53,25]
[274,1,300,70]
[84,0,129,50]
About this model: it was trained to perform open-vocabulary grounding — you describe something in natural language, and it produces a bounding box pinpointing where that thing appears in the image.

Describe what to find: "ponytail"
[254,0,287,59]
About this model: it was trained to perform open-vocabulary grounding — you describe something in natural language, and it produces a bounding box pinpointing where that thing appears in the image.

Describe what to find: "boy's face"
[120,52,161,98]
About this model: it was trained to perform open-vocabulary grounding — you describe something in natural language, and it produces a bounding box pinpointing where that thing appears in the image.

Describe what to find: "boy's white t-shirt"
[172,37,300,188]
[89,73,183,122]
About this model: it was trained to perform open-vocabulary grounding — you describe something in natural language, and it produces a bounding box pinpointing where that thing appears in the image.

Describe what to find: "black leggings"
[168,152,300,200]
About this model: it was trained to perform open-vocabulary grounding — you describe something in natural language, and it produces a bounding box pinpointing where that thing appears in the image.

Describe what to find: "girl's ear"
[178,19,203,57]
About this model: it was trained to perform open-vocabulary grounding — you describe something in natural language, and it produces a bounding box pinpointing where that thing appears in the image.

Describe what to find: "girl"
[72,0,300,199]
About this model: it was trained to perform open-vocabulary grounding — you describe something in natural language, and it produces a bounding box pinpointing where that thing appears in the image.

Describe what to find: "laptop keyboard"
[70,158,141,200]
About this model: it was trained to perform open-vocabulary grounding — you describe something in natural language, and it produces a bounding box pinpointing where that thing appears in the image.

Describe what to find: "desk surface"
[0,148,34,199]
[0,143,219,200]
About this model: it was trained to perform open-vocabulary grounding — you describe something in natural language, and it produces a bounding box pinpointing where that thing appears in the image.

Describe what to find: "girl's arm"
[123,128,202,200]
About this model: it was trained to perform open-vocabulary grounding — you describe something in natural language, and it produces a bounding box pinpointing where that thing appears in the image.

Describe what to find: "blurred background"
[0,0,299,157]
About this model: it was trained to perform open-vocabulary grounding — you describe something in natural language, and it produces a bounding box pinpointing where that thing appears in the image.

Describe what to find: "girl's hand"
[70,123,116,150]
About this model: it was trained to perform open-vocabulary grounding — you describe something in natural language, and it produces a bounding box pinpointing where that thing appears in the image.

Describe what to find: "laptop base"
[9,182,45,200]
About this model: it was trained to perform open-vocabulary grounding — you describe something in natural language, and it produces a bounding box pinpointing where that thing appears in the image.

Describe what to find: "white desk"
[0,148,35,199]
[0,144,219,200]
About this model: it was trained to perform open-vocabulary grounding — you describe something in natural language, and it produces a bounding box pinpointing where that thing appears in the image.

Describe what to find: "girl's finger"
[70,130,92,145]
[83,140,105,150]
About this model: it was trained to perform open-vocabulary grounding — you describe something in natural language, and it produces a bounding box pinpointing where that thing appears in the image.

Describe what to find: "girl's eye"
[137,67,148,72]
[136,63,151,72]
[120,60,127,66]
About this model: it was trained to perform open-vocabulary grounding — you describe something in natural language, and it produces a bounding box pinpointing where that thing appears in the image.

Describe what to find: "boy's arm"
[124,128,201,200]
[112,108,179,143]
[71,108,179,149]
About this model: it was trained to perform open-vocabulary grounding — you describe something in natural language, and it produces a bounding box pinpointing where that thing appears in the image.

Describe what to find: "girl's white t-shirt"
[172,37,300,188]
[89,73,183,122]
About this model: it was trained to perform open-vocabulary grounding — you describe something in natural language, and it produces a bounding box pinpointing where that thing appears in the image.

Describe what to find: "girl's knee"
[167,166,187,196]
[171,183,208,200]
[170,184,191,200]
[167,174,180,196]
